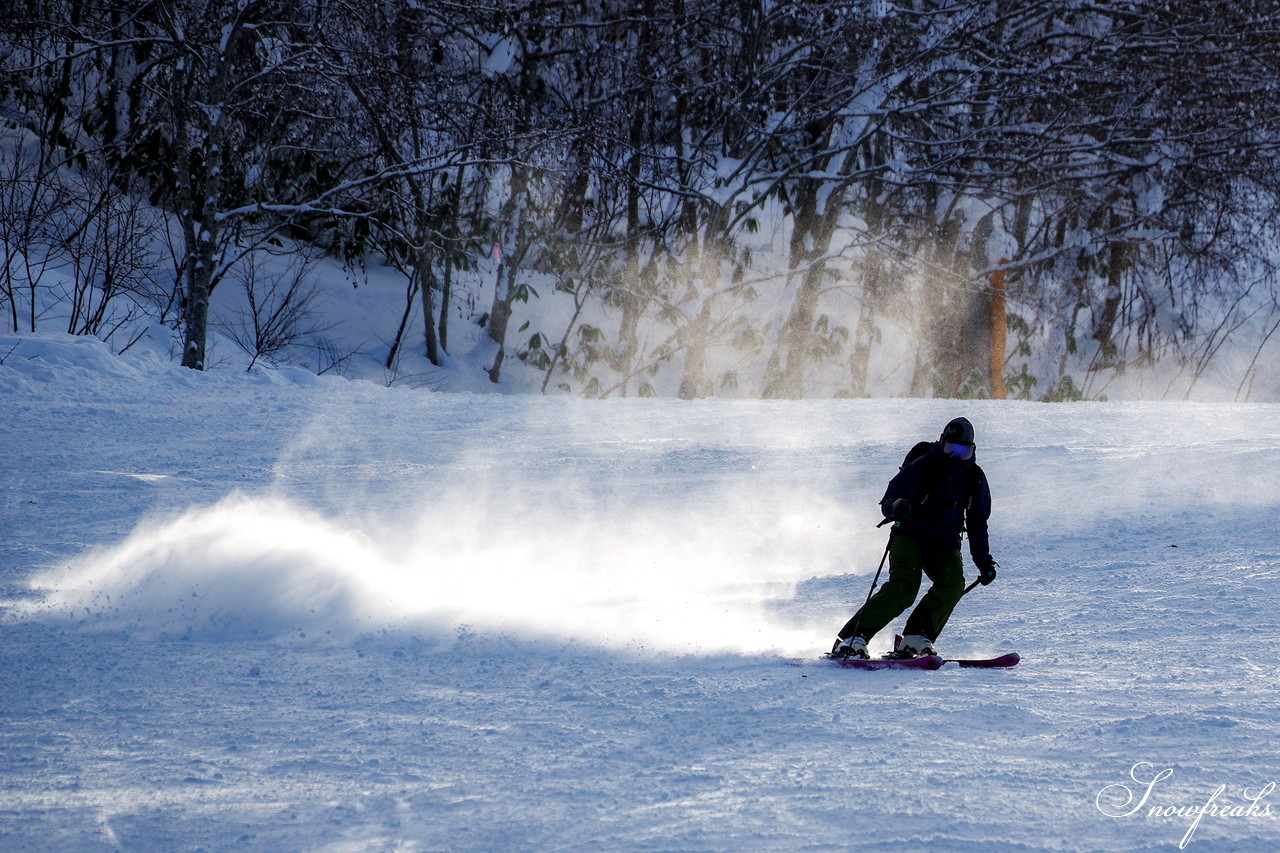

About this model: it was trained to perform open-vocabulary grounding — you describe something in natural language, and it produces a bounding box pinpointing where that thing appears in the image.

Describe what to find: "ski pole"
[962,559,1000,598]
[849,529,894,640]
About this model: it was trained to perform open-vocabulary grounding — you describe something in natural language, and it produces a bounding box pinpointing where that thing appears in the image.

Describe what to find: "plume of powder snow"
[20,482,857,655]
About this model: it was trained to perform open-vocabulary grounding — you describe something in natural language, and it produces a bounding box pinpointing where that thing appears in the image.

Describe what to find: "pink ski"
[796,652,1019,670]
[820,653,943,670]
[946,652,1020,668]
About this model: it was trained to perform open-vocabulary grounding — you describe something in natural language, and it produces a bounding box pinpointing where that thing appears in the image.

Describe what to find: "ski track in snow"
[2,333,1280,851]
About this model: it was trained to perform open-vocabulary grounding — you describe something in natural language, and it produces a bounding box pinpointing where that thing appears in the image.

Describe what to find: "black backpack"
[900,440,932,470]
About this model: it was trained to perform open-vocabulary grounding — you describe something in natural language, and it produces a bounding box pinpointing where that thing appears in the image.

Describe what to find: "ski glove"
[890,499,912,521]
[977,556,998,586]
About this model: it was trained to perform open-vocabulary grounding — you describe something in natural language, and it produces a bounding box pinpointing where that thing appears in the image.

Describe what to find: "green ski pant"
[839,532,966,643]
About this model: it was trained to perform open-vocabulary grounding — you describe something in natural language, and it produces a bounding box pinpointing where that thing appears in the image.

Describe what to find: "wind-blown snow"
[2,331,1279,851]
[21,482,840,652]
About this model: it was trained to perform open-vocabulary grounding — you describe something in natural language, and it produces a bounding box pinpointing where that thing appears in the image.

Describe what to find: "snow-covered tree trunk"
[761,176,840,399]
[417,240,441,367]
[486,187,527,384]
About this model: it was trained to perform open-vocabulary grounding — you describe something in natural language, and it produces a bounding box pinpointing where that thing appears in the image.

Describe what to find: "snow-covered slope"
[2,332,1278,851]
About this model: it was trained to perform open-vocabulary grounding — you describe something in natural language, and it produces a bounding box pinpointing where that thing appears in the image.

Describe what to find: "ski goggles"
[942,441,975,461]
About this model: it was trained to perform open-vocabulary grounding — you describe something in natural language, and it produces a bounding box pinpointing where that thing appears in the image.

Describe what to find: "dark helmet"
[940,417,975,445]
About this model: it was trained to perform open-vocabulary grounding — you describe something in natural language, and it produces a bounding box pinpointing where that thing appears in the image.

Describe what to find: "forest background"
[3,0,1280,401]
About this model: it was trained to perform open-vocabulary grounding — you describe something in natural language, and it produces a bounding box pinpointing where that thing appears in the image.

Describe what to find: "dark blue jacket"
[880,442,991,562]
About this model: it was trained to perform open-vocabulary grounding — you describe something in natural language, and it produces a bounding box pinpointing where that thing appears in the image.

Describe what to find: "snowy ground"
[2,332,1279,852]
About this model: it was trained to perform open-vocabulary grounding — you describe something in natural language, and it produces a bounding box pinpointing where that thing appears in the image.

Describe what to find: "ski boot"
[829,636,869,660]
[887,634,936,660]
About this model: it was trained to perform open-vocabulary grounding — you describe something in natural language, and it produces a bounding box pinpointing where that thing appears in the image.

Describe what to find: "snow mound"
[0,331,152,396]
[0,330,337,401]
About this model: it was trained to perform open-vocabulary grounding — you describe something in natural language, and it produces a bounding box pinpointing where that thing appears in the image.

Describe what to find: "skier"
[831,416,998,660]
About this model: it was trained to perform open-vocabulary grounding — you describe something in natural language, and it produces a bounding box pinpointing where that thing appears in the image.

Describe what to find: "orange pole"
[990,259,1009,400]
